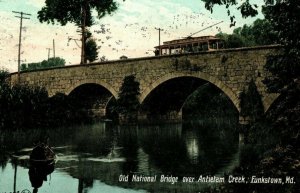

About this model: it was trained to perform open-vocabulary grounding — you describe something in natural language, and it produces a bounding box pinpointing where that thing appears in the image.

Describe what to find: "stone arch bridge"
[10,45,280,122]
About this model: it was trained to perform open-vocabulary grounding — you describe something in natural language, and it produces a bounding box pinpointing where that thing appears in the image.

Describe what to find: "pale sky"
[0,0,263,72]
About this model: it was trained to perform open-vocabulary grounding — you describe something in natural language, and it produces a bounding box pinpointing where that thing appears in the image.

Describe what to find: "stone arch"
[65,79,118,98]
[65,81,118,119]
[262,93,281,113]
[105,96,116,108]
[139,72,240,112]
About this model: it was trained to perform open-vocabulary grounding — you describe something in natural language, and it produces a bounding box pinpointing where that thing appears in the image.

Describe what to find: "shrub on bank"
[0,71,92,130]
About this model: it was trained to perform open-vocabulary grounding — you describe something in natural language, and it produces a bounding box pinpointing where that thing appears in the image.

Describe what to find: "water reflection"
[0,120,239,193]
[185,130,201,164]
[29,162,54,193]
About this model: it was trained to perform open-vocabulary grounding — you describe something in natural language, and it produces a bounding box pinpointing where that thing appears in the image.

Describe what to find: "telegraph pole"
[46,48,51,60]
[80,0,88,65]
[53,39,56,58]
[155,27,164,55]
[13,11,31,83]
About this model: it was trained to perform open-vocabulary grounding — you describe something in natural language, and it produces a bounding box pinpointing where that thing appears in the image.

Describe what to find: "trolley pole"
[13,11,31,83]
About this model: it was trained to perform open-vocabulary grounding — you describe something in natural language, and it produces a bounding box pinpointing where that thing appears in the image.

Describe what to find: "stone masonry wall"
[10,45,281,113]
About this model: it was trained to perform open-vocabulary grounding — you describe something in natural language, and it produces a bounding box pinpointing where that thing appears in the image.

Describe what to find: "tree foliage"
[0,85,92,130]
[0,69,92,130]
[38,0,120,64]
[21,57,66,71]
[0,82,48,129]
[0,69,9,84]
[38,0,119,27]
[183,83,239,120]
[239,80,264,122]
[216,32,248,48]
[202,0,259,25]
[233,18,277,46]
[85,38,98,62]
[262,1,300,93]
[115,75,140,122]
[240,19,276,45]
[216,18,276,48]
[202,1,300,192]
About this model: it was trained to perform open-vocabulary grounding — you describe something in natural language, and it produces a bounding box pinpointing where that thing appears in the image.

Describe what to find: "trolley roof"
[155,36,222,49]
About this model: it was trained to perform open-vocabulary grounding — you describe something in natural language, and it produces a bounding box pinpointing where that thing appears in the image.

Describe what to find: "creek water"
[0,120,240,193]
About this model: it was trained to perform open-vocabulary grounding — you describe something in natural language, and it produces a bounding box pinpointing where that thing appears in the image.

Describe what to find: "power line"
[12,11,31,83]
[187,21,224,38]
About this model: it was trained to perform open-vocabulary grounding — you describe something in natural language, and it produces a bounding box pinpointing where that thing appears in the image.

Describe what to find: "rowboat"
[29,144,56,166]
[29,144,56,192]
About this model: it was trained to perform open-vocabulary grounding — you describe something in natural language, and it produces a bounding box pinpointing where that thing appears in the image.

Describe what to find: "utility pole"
[155,27,164,56]
[68,36,81,48]
[46,48,51,60]
[13,11,31,83]
[53,39,55,58]
[80,0,88,65]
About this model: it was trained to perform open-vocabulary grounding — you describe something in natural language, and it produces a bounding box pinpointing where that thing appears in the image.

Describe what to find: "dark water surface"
[0,120,240,193]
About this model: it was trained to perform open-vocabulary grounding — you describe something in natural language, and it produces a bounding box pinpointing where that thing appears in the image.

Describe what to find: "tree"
[239,80,264,122]
[233,19,276,46]
[43,57,66,68]
[216,18,276,48]
[202,0,259,24]
[84,30,98,63]
[202,1,300,192]
[21,57,66,71]
[85,38,98,62]
[38,0,120,64]
[0,69,9,84]
[262,2,300,93]
[248,19,276,45]
[115,75,140,123]
[227,33,247,48]
[216,31,252,48]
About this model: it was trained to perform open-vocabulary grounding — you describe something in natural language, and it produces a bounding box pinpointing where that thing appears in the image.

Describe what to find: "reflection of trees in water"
[73,124,114,156]
[78,178,94,193]
[11,159,18,193]
[55,124,140,186]
[139,121,239,176]
[0,127,75,154]
[0,131,31,169]
[139,123,189,176]
[183,121,239,174]
[1,121,239,193]
[0,147,8,169]
[118,126,139,175]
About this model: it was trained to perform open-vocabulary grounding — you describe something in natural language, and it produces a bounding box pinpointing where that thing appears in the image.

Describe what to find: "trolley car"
[154,35,225,56]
